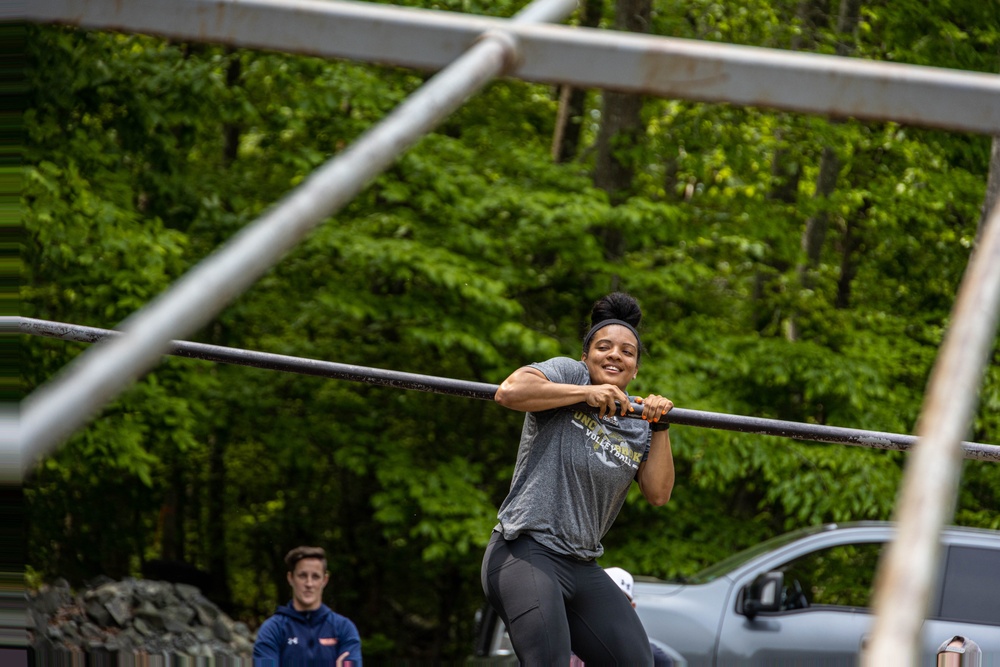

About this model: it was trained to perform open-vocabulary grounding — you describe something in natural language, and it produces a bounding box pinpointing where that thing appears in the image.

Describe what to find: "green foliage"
[22,0,1000,661]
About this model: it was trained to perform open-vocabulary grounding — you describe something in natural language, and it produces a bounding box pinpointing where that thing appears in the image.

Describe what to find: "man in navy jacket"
[253,546,362,666]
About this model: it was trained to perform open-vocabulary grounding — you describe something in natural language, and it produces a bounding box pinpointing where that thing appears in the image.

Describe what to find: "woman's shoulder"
[529,357,588,383]
[530,356,584,368]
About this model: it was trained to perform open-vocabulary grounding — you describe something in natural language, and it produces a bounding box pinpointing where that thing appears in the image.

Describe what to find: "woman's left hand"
[634,394,673,427]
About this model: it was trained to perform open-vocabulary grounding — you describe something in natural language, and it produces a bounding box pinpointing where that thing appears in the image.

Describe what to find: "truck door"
[716,541,883,666]
[921,544,1000,660]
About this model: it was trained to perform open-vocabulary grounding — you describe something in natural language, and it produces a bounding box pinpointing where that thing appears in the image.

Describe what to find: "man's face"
[288,557,329,612]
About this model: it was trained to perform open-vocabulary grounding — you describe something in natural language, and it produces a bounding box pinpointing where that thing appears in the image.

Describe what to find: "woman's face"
[582,324,639,390]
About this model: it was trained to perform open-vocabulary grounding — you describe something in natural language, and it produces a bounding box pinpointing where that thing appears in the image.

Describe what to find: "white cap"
[604,567,634,600]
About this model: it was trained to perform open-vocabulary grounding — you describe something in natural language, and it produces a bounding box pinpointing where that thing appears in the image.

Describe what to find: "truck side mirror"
[744,571,783,620]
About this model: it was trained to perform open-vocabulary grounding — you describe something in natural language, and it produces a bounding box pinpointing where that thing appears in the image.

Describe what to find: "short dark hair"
[284,546,327,572]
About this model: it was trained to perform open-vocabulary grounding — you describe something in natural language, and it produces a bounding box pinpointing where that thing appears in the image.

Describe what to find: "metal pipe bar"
[26,0,1000,135]
[18,317,1000,462]
[864,201,1000,664]
[17,0,579,479]
[17,317,500,402]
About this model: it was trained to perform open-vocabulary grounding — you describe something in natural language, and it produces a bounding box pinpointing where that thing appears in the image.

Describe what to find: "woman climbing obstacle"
[482,291,674,666]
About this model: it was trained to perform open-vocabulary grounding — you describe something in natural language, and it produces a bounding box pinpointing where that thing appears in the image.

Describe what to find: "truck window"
[937,545,1000,626]
[777,542,883,609]
[687,525,834,584]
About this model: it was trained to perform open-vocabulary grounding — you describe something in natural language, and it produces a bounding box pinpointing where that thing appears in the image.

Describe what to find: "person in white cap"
[604,567,635,602]
[602,567,675,666]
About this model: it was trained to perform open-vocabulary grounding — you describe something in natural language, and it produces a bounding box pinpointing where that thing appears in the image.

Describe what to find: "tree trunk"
[552,0,602,163]
[799,146,840,285]
[223,49,242,167]
[195,53,244,611]
[158,484,181,562]
[788,0,861,340]
[205,323,232,612]
[594,0,651,270]
[793,0,831,51]
[768,0,830,203]
[800,0,862,278]
[595,88,644,203]
[833,0,862,58]
[835,199,869,308]
[206,433,232,611]
[756,0,830,334]
[769,140,802,203]
[594,0,650,202]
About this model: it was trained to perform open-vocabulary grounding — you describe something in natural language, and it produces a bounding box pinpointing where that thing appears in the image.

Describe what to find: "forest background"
[22,0,1000,662]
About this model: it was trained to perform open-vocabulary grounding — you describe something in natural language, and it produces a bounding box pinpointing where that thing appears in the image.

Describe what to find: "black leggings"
[481,531,653,666]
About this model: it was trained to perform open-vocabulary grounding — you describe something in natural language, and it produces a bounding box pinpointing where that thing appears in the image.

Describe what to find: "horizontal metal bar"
[18,317,1000,461]
[18,317,499,402]
[26,0,1000,135]
[28,0,501,71]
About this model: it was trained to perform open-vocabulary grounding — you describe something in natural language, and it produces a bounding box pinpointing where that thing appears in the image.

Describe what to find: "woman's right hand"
[585,383,633,419]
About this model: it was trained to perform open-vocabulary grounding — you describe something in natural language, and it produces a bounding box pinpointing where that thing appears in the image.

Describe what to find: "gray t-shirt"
[494,357,652,560]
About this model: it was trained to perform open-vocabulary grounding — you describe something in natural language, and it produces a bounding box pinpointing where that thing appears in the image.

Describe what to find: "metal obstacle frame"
[17,1,1000,663]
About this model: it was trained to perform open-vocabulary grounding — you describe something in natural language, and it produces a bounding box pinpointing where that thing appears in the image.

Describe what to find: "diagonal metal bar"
[17,0,579,479]
[26,0,1000,135]
[17,317,1000,462]
[863,202,1000,664]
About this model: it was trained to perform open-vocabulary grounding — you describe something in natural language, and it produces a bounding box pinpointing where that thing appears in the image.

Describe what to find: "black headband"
[582,319,641,355]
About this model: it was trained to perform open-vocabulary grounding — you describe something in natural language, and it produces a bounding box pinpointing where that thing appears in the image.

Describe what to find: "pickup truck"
[471,521,1000,666]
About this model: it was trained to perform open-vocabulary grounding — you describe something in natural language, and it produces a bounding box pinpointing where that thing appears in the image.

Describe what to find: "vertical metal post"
[863,202,1000,665]
[17,0,579,479]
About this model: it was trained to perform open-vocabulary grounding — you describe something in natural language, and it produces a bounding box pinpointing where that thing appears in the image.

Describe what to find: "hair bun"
[590,292,642,329]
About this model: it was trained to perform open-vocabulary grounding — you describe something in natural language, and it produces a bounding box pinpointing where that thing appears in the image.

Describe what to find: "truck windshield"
[684,524,836,584]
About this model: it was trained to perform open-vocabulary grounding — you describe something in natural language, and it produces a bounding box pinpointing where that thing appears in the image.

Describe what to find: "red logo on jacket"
[319,638,339,646]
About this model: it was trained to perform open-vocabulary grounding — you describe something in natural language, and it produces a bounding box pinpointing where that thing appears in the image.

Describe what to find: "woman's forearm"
[638,432,674,506]
[494,367,593,412]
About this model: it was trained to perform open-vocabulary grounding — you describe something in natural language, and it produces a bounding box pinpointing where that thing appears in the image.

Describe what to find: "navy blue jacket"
[253,603,362,667]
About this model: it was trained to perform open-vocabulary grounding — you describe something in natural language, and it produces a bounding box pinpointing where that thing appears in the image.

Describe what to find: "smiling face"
[582,323,639,391]
[287,557,329,612]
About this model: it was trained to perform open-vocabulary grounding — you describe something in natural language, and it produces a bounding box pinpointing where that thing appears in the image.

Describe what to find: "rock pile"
[28,577,255,663]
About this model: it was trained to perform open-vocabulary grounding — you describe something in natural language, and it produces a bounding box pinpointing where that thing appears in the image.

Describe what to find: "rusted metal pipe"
[863,202,1000,664]
[18,317,1000,462]
[26,0,1000,135]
